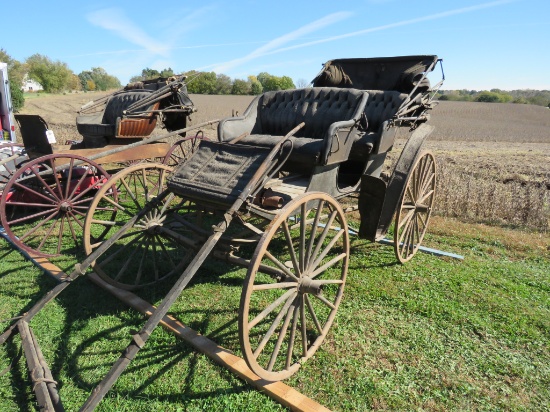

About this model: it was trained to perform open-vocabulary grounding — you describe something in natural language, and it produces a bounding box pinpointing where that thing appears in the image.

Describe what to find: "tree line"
[0,49,302,112]
[129,67,299,96]
[437,89,550,107]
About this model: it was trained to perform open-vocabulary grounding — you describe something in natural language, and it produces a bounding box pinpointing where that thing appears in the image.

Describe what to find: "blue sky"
[2,0,549,90]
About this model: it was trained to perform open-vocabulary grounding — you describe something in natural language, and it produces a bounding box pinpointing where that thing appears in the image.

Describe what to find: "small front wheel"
[239,192,349,381]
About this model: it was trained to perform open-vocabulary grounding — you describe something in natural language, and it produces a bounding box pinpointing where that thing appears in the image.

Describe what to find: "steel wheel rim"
[239,192,349,381]
[394,151,436,263]
[0,154,110,257]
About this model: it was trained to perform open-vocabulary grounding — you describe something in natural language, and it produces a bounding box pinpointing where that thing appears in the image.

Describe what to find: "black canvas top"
[312,55,438,93]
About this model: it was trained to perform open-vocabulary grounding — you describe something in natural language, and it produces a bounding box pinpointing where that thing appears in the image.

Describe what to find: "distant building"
[22,76,43,92]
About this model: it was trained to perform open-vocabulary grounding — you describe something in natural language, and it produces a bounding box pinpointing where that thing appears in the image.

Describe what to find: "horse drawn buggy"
[0,74,200,257]
[1,55,443,410]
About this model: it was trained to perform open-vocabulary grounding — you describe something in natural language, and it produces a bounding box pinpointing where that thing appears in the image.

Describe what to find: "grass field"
[0,216,548,411]
[2,92,549,410]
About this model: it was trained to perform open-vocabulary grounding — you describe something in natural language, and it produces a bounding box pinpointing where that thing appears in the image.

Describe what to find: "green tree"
[279,76,295,90]
[78,71,93,91]
[26,54,72,93]
[90,67,121,91]
[185,71,217,94]
[476,91,500,102]
[231,79,250,95]
[248,75,263,95]
[78,68,120,91]
[0,48,25,111]
[141,67,160,79]
[68,74,82,91]
[215,74,232,95]
[160,68,175,78]
[256,72,295,92]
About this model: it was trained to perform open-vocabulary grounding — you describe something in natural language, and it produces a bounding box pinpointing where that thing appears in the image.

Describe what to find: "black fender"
[358,123,434,241]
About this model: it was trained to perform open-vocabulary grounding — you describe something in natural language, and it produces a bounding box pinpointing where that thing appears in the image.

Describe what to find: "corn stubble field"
[21,92,550,231]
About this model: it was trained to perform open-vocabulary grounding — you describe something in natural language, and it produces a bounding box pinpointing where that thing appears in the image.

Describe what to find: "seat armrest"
[321,90,369,165]
[322,119,361,165]
[218,97,260,142]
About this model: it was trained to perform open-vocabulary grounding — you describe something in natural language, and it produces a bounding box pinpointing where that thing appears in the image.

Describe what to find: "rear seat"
[76,90,158,147]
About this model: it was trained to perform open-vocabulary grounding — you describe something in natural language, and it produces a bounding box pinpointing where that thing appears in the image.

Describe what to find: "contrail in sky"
[213,0,518,70]
[211,11,352,73]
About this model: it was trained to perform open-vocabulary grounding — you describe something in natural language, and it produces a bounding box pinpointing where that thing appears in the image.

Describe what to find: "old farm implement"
[1,55,444,410]
[0,75,203,258]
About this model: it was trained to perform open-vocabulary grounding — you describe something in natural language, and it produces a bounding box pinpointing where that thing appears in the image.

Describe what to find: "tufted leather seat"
[363,90,407,132]
[347,90,408,161]
[218,87,368,173]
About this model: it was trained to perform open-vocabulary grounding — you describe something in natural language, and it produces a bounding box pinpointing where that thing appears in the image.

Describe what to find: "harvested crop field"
[15,93,550,230]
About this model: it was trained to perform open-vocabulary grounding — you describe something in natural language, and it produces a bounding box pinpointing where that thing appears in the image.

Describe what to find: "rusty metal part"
[393,151,436,263]
[239,191,349,381]
[116,102,160,138]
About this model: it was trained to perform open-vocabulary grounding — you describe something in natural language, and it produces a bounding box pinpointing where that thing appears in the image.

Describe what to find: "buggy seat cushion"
[252,87,366,138]
[167,140,271,207]
[76,90,154,138]
[363,90,407,132]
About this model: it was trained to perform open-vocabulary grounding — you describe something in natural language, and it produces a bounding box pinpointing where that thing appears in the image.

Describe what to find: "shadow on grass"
[1,229,400,409]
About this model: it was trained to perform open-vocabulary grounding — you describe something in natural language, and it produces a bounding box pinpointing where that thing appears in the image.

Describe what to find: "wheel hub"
[59,202,72,212]
[137,210,167,234]
[298,276,322,295]
[414,203,430,213]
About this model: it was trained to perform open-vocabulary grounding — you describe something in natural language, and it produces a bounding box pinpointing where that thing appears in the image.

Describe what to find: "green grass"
[0,217,548,411]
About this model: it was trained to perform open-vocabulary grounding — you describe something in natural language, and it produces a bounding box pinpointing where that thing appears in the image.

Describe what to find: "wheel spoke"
[252,291,297,359]
[282,220,300,276]
[17,209,59,241]
[305,294,323,334]
[249,288,296,330]
[305,199,325,268]
[267,299,297,371]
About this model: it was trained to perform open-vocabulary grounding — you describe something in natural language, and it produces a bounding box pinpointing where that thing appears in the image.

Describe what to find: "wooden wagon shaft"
[79,123,305,410]
[12,118,221,185]
[69,118,221,165]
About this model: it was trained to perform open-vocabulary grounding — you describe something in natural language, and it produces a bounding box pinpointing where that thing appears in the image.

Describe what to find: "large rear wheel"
[239,192,349,381]
[393,151,436,263]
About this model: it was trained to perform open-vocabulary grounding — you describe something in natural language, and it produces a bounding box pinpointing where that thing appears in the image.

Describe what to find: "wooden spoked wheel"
[162,135,203,167]
[239,192,349,381]
[0,154,111,257]
[394,151,437,263]
[83,162,197,290]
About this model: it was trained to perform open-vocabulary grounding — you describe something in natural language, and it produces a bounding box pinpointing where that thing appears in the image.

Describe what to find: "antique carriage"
[1,55,444,410]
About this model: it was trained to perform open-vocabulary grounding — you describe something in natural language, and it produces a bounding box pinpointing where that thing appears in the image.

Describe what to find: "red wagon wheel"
[393,151,437,263]
[0,154,111,257]
[239,192,349,381]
